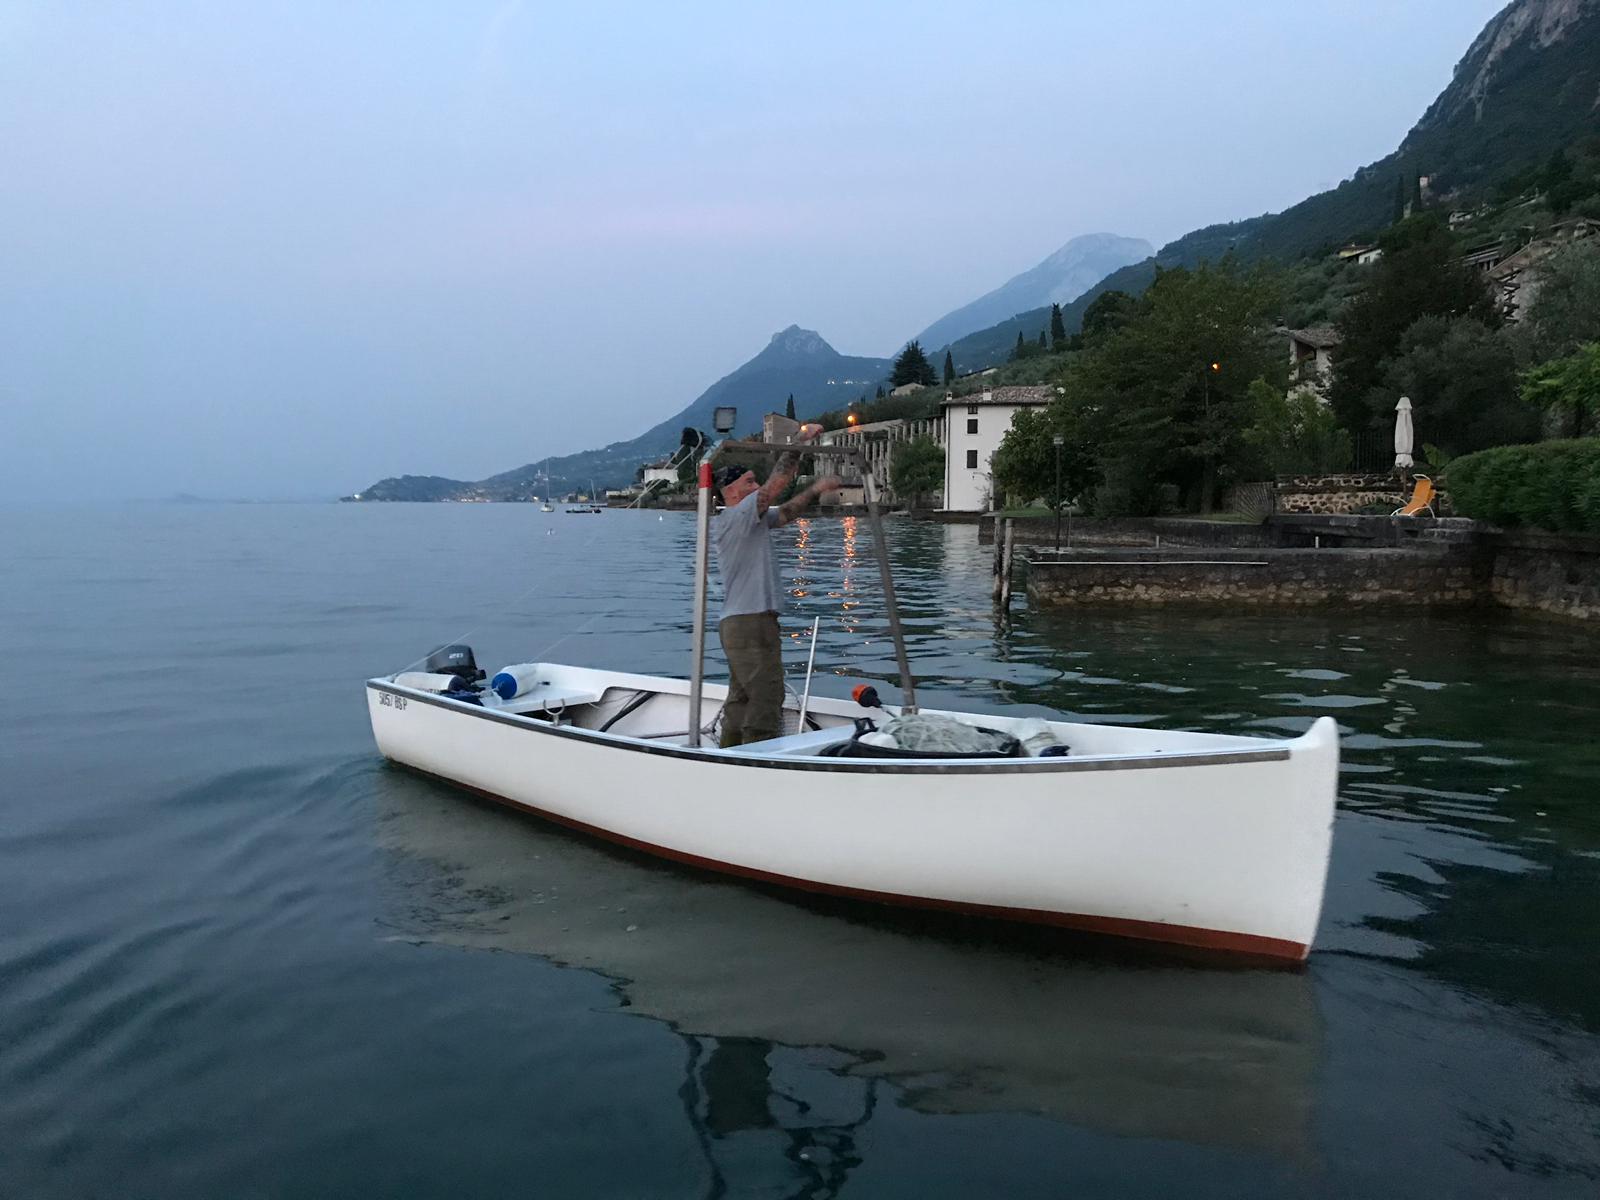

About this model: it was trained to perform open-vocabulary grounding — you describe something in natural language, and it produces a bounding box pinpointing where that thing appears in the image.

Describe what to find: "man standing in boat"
[711,425,841,748]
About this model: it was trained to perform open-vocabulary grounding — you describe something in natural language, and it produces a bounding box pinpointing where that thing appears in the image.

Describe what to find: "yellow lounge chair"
[1392,474,1436,518]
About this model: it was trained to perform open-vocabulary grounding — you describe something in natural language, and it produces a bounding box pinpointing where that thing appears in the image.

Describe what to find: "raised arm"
[775,475,844,526]
[755,450,802,514]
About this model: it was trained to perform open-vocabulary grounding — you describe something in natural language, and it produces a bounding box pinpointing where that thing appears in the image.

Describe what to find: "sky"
[0,0,1509,501]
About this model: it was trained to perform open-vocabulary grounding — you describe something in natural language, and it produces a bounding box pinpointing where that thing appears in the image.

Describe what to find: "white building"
[641,461,679,487]
[940,387,1053,512]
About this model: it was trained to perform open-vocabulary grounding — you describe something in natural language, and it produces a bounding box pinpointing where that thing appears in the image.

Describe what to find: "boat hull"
[366,678,1337,963]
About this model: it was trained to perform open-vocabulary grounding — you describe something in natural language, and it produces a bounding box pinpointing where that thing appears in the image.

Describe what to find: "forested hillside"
[940,0,1600,370]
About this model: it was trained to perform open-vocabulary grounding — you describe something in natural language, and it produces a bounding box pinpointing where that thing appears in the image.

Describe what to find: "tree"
[992,402,1099,511]
[943,349,955,384]
[1242,378,1352,475]
[1330,213,1499,433]
[1411,170,1424,216]
[876,384,886,399]
[1070,262,1287,514]
[1080,290,1140,342]
[1036,330,1047,350]
[1520,342,1600,438]
[1377,316,1535,457]
[1049,303,1067,349]
[1520,241,1600,363]
[785,394,795,420]
[1013,330,1027,360]
[890,341,937,387]
[1393,173,1407,226]
[889,437,944,509]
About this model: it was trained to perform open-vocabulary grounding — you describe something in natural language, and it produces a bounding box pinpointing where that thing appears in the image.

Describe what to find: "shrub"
[1444,439,1600,533]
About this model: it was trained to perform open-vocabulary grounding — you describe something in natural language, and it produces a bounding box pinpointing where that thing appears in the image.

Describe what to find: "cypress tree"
[785,394,795,420]
[943,349,955,383]
[1037,330,1047,349]
[876,384,886,399]
[1014,330,1026,359]
[891,340,937,387]
[1411,171,1424,214]
[1050,303,1067,349]
[1393,173,1407,225]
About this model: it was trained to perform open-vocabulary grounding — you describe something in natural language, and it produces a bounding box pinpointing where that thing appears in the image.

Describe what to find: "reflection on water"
[375,770,1321,1166]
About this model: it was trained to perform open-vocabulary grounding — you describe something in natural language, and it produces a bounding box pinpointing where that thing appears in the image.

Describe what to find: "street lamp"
[1052,434,1065,551]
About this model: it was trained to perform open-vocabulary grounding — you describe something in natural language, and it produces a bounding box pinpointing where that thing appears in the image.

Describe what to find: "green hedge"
[1444,439,1600,533]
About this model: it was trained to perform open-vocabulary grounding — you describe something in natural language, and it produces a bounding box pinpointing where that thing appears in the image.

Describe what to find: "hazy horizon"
[2,1,1507,500]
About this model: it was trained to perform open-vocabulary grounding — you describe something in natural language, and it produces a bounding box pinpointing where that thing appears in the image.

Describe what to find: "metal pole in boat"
[861,473,918,714]
[688,410,737,748]
[688,455,714,748]
[798,615,820,729]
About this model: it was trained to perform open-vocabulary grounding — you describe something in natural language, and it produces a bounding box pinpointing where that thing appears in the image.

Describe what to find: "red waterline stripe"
[397,765,1310,966]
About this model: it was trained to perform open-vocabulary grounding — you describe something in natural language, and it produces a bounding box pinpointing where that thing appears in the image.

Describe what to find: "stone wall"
[1026,547,1480,609]
[1483,531,1600,622]
[1024,532,1600,623]
[978,515,1276,548]
[1274,473,1410,516]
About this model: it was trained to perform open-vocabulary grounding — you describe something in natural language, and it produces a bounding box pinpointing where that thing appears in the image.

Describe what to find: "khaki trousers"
[718,612,784,748]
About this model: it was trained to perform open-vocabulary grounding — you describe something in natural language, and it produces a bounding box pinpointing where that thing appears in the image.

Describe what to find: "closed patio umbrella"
[1394,396,1414,469]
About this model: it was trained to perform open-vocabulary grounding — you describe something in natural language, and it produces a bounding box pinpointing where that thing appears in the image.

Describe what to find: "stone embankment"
[1026,546,1479,609]
[1482,530,1600,622]
[1017,518,1600,624]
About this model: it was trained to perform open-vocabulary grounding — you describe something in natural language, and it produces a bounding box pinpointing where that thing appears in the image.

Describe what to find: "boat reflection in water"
[376,766,1322,1180]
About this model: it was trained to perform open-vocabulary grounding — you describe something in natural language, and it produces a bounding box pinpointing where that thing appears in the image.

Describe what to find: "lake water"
[4,503,1599,1197]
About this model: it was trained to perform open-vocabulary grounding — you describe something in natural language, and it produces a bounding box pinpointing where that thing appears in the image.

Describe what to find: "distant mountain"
[348,327,891,501]
[916,233,1152,353]
[353,2,1600,499]
[943,0,1600,370]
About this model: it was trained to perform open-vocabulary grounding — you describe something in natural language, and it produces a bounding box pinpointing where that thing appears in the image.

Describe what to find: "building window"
[966,405,978,415]
[966,418,978,435]
[965,450,978,469]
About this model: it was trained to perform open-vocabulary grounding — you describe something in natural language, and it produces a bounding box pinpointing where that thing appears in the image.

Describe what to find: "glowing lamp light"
[846,413,860,426]
[1210,362,1222,373]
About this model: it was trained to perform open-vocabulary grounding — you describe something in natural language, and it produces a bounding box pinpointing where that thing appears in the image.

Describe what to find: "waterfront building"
[641,460,679,487]
[813,414,945,507]
[940,387,1053,512]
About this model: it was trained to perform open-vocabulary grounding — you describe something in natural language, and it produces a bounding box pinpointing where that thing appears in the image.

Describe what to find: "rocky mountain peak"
[1433,0,1597,122]
[762,325,836,360]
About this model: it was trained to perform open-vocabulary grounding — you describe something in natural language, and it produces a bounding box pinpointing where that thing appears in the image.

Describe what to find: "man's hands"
[813,475,843,494]
[796,423,824,445]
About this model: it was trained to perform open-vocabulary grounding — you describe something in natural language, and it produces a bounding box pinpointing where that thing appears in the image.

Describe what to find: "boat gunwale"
[367,679,1296,775]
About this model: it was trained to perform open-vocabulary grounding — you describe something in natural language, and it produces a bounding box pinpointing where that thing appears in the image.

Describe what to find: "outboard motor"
[423,644,485,682]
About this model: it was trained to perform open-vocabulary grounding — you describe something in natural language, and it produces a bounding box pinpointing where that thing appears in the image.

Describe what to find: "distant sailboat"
[539,460,555,511]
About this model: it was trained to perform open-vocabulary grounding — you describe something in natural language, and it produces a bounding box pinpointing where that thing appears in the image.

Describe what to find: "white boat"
[367,661,1338,963]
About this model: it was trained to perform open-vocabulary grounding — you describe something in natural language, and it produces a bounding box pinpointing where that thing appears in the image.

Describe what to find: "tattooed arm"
[775,476,844,526]
[755,450,802,515]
